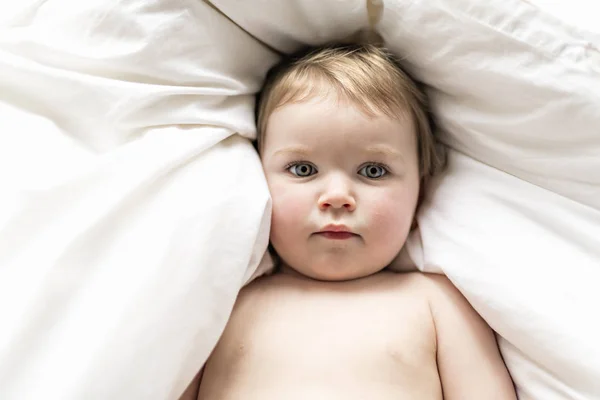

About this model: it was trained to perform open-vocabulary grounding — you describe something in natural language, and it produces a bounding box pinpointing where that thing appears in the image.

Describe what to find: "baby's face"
[261,92,420,281]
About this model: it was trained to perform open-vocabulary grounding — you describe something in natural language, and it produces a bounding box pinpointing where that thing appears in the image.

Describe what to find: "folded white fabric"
[0,1,275,399]
[1,0,599,399]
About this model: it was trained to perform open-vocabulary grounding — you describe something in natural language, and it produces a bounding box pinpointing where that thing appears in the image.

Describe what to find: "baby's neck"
[277,263,386,283]
[278,263,308,279]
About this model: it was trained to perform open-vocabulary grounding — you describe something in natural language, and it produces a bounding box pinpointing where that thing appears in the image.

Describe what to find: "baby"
[182,44,516,399]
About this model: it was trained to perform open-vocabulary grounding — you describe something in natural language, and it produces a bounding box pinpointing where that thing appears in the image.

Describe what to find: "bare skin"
[181,271,516,400]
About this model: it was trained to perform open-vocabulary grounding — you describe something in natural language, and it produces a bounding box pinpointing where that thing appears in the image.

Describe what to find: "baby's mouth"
[315,231,357,240]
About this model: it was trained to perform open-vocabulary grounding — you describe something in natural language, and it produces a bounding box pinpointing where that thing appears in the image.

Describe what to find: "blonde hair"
[256,43,445,179]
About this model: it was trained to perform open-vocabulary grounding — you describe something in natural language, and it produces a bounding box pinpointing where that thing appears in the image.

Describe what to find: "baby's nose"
[318,180,356,211]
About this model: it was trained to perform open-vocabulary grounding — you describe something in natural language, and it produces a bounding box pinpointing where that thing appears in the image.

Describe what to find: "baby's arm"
[178,367,203,400]
[426,274,517,400]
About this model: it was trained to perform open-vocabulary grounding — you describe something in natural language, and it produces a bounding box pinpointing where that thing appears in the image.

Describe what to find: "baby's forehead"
[267,96,416,150]
[273,80,411,122]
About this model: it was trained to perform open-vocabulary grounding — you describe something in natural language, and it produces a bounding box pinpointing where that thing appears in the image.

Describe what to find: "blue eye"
[359,164,387,179]
[288,163,317,177]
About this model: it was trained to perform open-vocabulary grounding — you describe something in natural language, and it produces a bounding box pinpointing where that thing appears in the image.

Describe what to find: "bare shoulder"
[236,272,300,302]
[407,273,469,305]
[396,272,486,328]
[382,271,457,297]
[413,273,497,351]
[417,277,517,399]
[402,272,456,290]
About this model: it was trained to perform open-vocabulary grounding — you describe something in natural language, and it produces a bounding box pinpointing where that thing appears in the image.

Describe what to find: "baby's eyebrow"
[272,144,404,160]
[364,144,405,160]
[273,146,312,157]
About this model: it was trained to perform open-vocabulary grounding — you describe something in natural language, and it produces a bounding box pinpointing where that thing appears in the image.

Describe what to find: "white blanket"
[0,2,274,398]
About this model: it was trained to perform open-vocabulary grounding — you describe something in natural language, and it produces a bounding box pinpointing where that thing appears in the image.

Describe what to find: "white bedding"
[0,2,274,398]
[1,0,599,399]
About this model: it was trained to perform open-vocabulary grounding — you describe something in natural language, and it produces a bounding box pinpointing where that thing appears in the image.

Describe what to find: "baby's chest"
[238,292,436,374]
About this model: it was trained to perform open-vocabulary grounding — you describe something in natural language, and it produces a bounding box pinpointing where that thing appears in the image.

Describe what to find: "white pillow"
[377,0,600,209]
[400,151,600,400]
[0,1,275,399]
[209,0,373,53]
[527,0,600,39]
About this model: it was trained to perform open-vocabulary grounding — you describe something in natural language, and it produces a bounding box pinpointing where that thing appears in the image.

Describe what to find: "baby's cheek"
[367,192,414,239]
[270,184,308,233]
